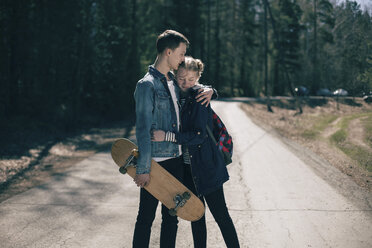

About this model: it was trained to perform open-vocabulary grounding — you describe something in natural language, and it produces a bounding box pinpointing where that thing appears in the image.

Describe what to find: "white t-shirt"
[153,80,182,162]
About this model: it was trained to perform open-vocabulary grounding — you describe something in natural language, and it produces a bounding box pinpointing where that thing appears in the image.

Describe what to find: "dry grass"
[241,97,372,191]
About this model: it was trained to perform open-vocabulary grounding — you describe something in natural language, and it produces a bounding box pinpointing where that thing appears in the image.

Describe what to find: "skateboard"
[111,138,205,221]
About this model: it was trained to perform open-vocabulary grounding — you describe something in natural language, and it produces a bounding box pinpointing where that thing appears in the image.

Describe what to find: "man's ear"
[166,48,172,56]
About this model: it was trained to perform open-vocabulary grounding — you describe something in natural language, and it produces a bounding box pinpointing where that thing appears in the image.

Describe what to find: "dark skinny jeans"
[132,156,184,248]
[183,164,240,248]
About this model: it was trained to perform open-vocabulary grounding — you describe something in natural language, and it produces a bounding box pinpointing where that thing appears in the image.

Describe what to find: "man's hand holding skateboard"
[134,174,150,187]
[111,138,205,221]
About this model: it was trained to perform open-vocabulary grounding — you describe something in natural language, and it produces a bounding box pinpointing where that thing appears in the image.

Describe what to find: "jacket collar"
[148,65,175,82]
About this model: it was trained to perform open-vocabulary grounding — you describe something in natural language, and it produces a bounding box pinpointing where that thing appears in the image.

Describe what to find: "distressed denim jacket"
[134,65,181,174]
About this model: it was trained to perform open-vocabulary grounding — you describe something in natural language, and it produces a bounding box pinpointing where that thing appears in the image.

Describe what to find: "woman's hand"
[151,130,166,142]
[196,87,213,107]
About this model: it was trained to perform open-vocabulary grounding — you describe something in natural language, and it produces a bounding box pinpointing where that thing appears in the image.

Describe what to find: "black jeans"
[183,164,240,248]
[132,156,184,248]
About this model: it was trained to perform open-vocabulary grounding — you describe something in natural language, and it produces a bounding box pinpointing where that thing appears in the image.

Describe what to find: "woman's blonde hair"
[179,56,204,78]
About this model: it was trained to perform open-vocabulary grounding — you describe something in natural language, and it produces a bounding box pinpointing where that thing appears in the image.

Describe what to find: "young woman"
[152,56,240,248]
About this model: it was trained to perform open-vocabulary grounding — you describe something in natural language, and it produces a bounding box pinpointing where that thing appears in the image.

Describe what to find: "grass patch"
[330,129,347,143]
[337,113,370,129]
[333,142,372,172]
[361,115,372,149]
[301,115,338,139]
[330,113,372,172]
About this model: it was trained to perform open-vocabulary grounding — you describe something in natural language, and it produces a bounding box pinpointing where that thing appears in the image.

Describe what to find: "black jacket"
[175,87,229,196]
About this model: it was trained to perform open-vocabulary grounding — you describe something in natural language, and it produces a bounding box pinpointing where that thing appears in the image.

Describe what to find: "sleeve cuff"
[212,88,218,100]
[165,131,177,142]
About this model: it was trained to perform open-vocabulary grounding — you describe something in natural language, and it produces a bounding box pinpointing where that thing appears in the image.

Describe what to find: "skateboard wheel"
[182,192,191,200]
[119,167,127,174]
[169,208,177,216]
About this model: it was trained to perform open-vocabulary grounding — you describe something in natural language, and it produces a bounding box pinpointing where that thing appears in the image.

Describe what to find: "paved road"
[1,101,371,248]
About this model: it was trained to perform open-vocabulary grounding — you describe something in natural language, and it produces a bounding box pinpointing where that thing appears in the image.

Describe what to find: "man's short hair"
[156,30,190,54]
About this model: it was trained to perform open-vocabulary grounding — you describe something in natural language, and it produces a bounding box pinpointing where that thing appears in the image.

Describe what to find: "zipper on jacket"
[188,157,201,198]
[179,96,201,198]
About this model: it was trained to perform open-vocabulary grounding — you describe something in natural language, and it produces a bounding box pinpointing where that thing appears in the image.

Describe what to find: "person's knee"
[162,214,179,226]
[136,210,156,225]
[161,209,179,225]
[191,217,207,234]
[212,208,232,225]
[191,215,206,227]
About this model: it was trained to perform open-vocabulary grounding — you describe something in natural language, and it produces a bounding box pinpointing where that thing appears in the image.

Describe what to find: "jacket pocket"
[198,139,216,169]
[155,90,170,110]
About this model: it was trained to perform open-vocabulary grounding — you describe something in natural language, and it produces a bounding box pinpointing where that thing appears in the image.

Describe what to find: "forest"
[1,0,371,130]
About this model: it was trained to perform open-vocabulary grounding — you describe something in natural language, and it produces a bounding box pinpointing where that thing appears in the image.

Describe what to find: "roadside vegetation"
[301,114,338,139]
[329,113,372,172]
[364,115,372,148]
[241,97,372,191]
[301,112,372,172]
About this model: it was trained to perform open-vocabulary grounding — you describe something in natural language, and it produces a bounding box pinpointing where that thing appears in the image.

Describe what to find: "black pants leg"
[132,157,184,248]
[205,187,240,248]
[183,164,207,248]
[132,187,158,248]
[159,157,184,248]
[183,164,240,248]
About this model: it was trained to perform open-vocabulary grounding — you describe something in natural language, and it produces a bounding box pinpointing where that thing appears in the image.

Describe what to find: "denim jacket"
[134,65,181,174]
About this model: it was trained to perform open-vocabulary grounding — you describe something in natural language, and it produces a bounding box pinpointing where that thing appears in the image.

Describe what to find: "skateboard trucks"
[168,192,191,216]
[119,149,139,174]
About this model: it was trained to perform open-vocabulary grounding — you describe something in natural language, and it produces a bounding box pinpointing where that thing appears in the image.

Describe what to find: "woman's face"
[176,68,199,92]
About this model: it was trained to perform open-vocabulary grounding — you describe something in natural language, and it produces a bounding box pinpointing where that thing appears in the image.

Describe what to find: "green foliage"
[330,129,347,143]
[329,1,372,95]
[0,0,371,128]
[272,0,303,95]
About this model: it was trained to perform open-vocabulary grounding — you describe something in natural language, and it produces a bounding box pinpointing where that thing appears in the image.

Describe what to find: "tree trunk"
[127,0,139,112]
[230,0,236,97]
[206,0,211,81]
[313,0,318,92]
[263,0,273,112]
[8,1,21,116]
[214,0,221,91]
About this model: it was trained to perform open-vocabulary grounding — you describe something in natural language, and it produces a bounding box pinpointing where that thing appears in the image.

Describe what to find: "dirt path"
[348,116,372,153]
[321,117,341,138]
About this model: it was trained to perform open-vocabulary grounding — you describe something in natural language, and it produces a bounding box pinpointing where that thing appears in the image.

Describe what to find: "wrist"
[165,131,176,142]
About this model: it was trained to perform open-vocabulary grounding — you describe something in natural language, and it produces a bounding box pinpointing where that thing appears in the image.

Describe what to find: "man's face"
[176,68,198,92]
[167,43,187,71]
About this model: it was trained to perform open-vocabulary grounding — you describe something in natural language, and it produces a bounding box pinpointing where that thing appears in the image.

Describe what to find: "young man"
[133,30,214,248]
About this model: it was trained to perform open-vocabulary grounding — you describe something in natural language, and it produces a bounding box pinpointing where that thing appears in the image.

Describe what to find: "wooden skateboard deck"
[111,138,205,221]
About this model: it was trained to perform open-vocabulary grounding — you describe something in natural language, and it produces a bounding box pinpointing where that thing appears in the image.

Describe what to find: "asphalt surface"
[1,101,371,248]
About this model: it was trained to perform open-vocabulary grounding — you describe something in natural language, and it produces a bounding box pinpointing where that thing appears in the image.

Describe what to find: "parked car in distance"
[333,88,348,96]
[316,88,333,96]
[363,94,372,103]
[294,86,309,96]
